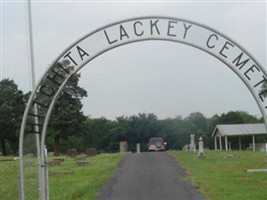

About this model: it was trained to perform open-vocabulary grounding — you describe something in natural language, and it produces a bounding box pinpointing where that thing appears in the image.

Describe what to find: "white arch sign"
[19,16,267,199]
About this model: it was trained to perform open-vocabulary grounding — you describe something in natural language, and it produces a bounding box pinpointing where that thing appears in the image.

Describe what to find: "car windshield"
[149,138,163,143]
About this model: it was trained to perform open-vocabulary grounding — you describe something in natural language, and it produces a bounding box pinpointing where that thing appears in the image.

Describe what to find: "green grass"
[169,150,267,200]
[2,151,266,200]
[0,157,20,200]
[0,153,126,200]
[49,153,126,200]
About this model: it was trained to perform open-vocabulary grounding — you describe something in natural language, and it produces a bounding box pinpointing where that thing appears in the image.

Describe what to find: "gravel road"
[95,152,205,200]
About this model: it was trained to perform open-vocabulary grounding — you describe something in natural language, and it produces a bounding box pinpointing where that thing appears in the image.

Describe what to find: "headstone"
[182,144,189,151]
[47,160,61,166]
[24,161,34,168]
[223,154,237,159]
[53,157,64,162]
[189,134,196,153]
[198,137,205,158]
[75,155,87,161]
[48,152,54,157]
[76,160,89,166]
[86,148,97,157]
[67,149,77,158]
[136,143,140,154]
[119,141,128,153]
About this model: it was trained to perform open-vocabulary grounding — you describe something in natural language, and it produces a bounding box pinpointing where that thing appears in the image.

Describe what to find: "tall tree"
[124,113,160,151]
[47,63,87,155]
[159,116,185,149]
[0,79,25,155]
[215,111,259,124]
[84,117,113,151]
[185,112,207,131]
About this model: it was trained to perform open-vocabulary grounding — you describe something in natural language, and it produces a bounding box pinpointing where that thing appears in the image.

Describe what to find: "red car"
[147,137,166,151]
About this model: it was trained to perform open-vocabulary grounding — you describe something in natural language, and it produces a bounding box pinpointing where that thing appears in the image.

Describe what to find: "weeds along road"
[95,152,204,200]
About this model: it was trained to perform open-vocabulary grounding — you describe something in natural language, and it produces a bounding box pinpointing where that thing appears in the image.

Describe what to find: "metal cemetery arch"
[19,16,267,199]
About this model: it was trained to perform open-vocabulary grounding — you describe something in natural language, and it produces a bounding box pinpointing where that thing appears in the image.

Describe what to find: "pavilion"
[212,123,267,151]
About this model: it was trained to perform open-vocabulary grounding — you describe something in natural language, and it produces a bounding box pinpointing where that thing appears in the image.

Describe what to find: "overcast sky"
[1,0,266,120]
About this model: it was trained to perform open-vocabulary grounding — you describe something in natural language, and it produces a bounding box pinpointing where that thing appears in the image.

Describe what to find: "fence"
[0,129,39,200]
[0,156,19,200]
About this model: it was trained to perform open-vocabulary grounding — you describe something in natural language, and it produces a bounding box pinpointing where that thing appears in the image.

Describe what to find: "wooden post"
[239,137,242,150]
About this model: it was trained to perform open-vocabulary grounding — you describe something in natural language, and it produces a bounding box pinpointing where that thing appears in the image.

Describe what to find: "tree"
[159,116,185,150]
[185,112,207,131]
[0,79,25,155]
[214,110,260,125]
[125,113,160,151]
[47,64,87,155]
[84,117,110,150]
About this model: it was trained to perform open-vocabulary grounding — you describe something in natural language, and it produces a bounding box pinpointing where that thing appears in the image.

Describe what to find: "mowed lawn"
[49,153,126,200]
[1,151,267,200]
[0,153,126,200]
[170,150,267,200]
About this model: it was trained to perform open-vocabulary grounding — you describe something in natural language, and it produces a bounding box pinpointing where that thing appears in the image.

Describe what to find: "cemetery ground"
[0,153,126,200]
[170,150,267,200]
[0,151,267,200]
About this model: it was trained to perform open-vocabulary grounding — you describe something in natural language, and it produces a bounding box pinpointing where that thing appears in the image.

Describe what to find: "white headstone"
[136,143,141,154]
[182,144,189,151]
[198,137,205,158]
[189,134,196,153]
[119,141,128,153]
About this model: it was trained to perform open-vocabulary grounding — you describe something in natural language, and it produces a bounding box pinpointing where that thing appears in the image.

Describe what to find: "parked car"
[147,137,166,151]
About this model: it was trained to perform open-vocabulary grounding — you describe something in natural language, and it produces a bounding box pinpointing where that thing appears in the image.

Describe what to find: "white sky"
[1,0,267,119]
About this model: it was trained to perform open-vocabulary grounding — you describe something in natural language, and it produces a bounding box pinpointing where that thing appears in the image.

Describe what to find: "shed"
[212,123,267,151]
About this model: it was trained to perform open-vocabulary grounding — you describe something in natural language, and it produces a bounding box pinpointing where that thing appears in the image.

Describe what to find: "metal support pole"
[214,137,217,150]
[252,135,255,152]
[40,71,75,200]
[219,136,222,150]
[26,1,43,199]
[225,136,228,151]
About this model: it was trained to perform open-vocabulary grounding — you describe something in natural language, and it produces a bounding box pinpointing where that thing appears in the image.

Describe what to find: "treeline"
[0,78,263,156]
[51,111,261,154]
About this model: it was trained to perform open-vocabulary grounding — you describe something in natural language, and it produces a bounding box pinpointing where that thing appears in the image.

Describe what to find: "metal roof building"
[212,123,267,151]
